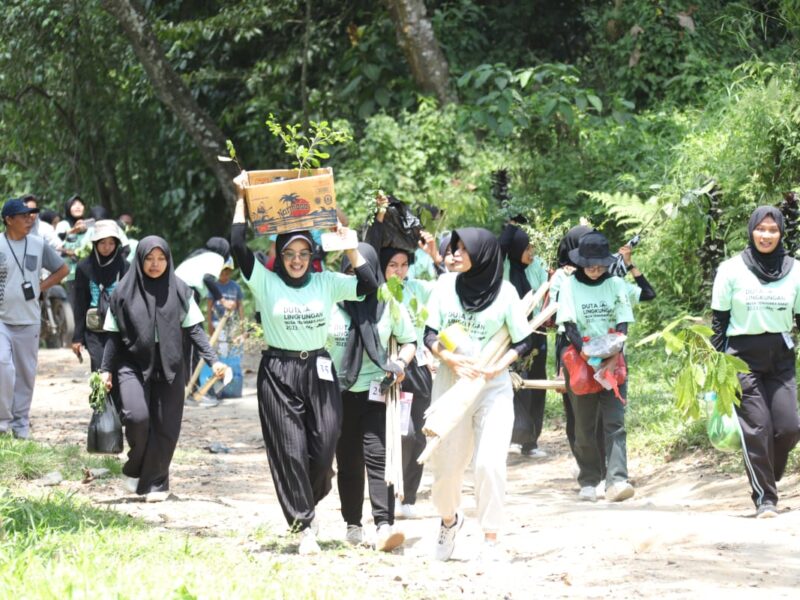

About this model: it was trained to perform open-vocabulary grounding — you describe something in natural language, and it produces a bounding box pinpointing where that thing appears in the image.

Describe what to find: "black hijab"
[451,228,504,313]
[63,194,84,227]
[557,225,592,267]
[741,206,794,284]
[338,243,388,391]
[108,236,192,383]
[274,231,314,288]
[501,225,531,298]
[379,247,414,278]
[205,236,231,260]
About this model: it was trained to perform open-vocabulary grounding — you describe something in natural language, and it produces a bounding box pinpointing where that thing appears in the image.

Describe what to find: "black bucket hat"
[568,230,615,268]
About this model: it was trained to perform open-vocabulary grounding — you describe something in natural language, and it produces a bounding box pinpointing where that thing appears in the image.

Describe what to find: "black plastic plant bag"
[87,395,123,454]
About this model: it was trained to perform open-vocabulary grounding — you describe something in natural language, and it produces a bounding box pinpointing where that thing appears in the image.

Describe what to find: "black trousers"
[85,329,107,372]
[728,333,800,507]
[117,361,185,495]
[257,352,343,530]
[337,390,394,526]
[512,334,547,450]
[400,361,432,504]
[558,334,605,471]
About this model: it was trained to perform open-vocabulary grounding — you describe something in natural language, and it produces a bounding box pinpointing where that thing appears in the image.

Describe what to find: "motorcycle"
[40,284,75,349]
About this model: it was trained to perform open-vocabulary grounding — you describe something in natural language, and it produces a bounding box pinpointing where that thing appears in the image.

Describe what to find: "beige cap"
[91,219,123,243]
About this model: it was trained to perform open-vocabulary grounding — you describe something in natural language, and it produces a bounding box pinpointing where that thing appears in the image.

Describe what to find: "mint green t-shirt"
[549,267,571,300]
[625,280,643,307]
[403,277,436,344]
[555,275,635,339]
[502,256,548,314]
[425,273,532,350]
[711,254,800,336]
[327,302,417,392]
[103,296,204,341]
[407,248,437,281]
[244,261,360,351]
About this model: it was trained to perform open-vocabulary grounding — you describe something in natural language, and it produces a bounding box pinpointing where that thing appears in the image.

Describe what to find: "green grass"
[0,439,363,599]
[0,436,122,482]
[0,490,358,599]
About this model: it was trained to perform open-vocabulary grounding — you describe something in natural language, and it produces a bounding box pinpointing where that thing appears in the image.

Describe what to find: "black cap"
[2,198,40,219]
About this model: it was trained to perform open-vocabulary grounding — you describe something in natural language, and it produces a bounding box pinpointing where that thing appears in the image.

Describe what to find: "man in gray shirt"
[1,198,69,439]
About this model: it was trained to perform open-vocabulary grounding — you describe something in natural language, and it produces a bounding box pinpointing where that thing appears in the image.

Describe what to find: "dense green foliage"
[2,0,800,307]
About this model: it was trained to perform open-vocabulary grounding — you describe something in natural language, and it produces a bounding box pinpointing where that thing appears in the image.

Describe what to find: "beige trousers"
[429,365,514,533]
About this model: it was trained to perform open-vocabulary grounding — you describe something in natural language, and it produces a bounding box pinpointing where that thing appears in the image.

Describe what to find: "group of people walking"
[2,179,799,561]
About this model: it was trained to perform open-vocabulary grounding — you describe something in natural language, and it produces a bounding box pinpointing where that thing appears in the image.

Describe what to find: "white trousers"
[0,322,40,438]
[429,365,514,533]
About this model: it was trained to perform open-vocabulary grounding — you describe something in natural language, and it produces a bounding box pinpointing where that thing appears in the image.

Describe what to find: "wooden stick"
[184,308,232,400]
[514,379,567,390]
[384,336,404,499]
[417,284,555,465]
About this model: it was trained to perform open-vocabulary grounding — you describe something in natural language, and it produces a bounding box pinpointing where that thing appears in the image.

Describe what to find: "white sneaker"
[145,490,170,503]
[595,482,606,499]
[346,524,363,545]
[375,524,404,552]
[606,481,635,502]
[298,528,321,555]
[433,511,463,561]
[397,503,417,520]
[310,515,320,536]
[571,462,580,478]
[521,447,548,458]
[121,476,139,494]
[578,486,597,502]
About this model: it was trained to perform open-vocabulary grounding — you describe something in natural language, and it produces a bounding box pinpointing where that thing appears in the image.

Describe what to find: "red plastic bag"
[593,353,628,404]
[562,345,603,395]
[563,345,627,401]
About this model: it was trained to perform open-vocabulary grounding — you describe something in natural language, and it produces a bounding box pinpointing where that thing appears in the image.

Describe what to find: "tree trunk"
[100,0,236,206]
[383,0,455,105]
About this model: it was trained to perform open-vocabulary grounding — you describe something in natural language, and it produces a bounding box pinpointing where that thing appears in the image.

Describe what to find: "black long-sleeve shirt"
[100,323,217,374]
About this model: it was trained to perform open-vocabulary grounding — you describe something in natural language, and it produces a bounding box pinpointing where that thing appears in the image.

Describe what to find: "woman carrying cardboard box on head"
[231,175,378,555]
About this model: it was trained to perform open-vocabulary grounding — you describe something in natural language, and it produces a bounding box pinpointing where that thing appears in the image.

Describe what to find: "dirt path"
[25,349,800,598]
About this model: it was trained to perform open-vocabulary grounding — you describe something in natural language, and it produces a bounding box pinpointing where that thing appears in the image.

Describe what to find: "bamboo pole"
[417,282,555,464]
[511,377,566,390]
[184,308,232,400]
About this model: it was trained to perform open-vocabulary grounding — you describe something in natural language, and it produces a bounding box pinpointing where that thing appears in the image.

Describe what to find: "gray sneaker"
[433,511,463,561]
[345,524,363,545]
[578,486,597,502]
[756,501,778,519]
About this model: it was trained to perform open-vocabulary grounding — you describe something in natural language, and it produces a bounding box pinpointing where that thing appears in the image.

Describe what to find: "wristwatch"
[396,357,407,369]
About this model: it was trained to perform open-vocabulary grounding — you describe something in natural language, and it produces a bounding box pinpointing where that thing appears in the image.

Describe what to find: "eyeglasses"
[282,250,312,261]
[584,265,608,274]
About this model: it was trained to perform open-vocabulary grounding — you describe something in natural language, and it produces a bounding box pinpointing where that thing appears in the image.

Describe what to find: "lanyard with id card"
[4,234,34,300]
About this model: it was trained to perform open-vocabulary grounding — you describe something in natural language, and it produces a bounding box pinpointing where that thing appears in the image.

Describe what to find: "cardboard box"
[242,168,337,235]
